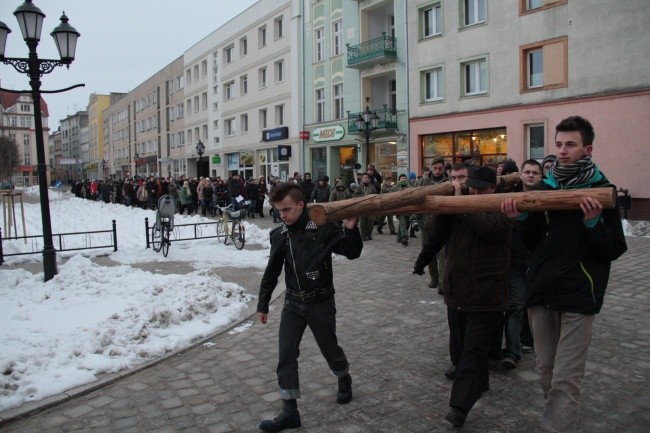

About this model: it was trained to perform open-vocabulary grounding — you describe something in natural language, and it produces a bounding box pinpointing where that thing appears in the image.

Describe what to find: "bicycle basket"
[158,194,176,218]
[227,209,241,219]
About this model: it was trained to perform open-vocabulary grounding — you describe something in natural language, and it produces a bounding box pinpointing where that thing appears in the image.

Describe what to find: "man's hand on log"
[343,217,358,230]
[580,196,602,221]
[501,197,521,219]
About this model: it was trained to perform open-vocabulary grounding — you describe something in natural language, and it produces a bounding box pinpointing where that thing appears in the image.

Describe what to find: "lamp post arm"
[0,82,85,94]
[2,56,70,76]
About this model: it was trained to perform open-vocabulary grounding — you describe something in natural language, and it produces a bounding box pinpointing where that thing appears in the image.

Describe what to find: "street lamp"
[195,140,205,177]
[0,1,81,282]
[355,105,380,153]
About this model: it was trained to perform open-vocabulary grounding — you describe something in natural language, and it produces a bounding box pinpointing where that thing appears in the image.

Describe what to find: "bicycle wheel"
[232,220,245,250]
[161,227,170,257]
[151,226,162,252]
[215,221,225,243]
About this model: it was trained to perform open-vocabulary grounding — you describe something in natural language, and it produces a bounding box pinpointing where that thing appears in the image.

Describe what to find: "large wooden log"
[387,187,616,216]
[307,173,521,225]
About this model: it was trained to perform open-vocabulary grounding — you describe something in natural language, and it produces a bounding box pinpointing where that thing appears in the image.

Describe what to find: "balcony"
[346,33,397,69]
[347,105,398,133]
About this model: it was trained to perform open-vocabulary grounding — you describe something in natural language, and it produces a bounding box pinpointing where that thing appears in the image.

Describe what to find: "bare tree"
[0,136,20,186]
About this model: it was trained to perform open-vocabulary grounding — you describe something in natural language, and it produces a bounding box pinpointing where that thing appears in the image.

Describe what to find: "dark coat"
[521,175,627,314]
[257,213,363,313]
[416,211,513,312]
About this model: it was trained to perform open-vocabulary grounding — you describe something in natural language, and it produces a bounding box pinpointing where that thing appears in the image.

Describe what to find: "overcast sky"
[0,0,258,128]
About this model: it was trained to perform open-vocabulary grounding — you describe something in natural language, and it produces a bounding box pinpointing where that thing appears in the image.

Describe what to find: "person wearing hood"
[377,177,397,235]
[352,172,377,241]
[394,174,412,245]
[310,176,331,203]
[502,116,627,433]
[256,182,362,432]
[329,180,350,202]
[300,172,315,201]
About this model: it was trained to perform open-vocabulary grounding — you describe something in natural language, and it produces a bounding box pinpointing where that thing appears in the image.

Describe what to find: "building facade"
[302,0,410,184]
[0,91,51,187]
[407,0,650,217]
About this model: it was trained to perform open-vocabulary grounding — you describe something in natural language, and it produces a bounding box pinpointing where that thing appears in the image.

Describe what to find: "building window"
[241,75,248,95]
[193,65,199,81]
[225,45,234,64]
[527,123,545,159]
[186,98,192,114]
[186,69,191,84]
[240,36,247,56]
[213,102,219,111]
[333,84,344,120]
[461,0,486,27]
[225,81,235,100]
[275,105,284,126]
[213,120,219,129]
[213,84,218,95]
[520,0,566,14]
[202,92,208,110]
[332,20,343,56]
[520,37,568,92]
[527,49,543,88]
[389,80,397,111]
[315,88,325,123]
[259,108,267,129]
[259,25,267,47]
[201,60,208,76]
[202,125,208,140]
[241,114,249,133]
[259,67,267,88]
[225,118,235,136]
[274,16,283,39]
[461,57,488,96]
[194,96,200,113]
[315,27,324,62]
[421,3,442,38]
[422,67,444,101]
[275,60,284,83]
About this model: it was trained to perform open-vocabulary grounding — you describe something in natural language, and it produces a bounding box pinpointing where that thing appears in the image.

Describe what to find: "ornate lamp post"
[0,1,81,282]
[195,140,205,177]
[355,104,380,155]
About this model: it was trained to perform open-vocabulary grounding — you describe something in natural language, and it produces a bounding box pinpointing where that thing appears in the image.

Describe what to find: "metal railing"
[347,105,399,133]
[0,220,117,264]
[144,217,221,249]
[346,33,397,67]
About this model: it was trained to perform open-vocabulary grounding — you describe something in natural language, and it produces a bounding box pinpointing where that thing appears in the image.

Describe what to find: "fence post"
[0,227,4,265]
[145,217,150,249]
[112,220,118,252]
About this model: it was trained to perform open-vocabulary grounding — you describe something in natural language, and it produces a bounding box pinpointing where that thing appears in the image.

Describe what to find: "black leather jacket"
[257,212,363,313]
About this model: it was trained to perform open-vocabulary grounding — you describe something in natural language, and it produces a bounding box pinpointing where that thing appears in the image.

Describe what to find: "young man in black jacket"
[257,182,363,432]
[502,116,627,433]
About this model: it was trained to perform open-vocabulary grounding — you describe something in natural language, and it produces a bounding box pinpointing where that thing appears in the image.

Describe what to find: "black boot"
[259,399,301,432]
[336,374,353,404]
[444,407,467,427]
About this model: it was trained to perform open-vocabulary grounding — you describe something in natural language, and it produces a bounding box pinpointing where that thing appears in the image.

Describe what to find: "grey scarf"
[550,156,597,188]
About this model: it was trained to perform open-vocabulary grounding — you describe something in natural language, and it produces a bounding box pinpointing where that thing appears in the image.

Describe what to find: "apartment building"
[86,93,112,180]
[0,91,51,186]
[302,0,409,183]
[408,0,650,217]
[103,57,182,180]
[60,111,87,181]
[182,0,296,181]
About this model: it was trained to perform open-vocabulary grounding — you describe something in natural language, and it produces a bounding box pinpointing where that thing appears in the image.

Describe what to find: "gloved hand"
[413,268,425,275]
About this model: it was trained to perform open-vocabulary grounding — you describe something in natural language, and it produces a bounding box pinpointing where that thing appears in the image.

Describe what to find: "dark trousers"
[277,297,349,400]
[448,310,503,413]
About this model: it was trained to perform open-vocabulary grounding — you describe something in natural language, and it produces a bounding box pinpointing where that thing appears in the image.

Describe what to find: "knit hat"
[466,166,497,189]
[501,159,519,175]
[542,154,557,167]
[408,172,417,180]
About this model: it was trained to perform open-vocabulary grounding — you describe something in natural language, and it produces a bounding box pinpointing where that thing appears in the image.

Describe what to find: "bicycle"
[215,204,246,250]
[151,194,176,257]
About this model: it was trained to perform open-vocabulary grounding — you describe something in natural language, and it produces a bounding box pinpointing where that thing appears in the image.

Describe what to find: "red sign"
[299,131,310,140]
[17,165,33,172]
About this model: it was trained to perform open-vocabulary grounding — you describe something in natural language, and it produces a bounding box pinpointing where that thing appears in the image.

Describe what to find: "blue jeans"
[277,297,349,400]
[504,266,527,361]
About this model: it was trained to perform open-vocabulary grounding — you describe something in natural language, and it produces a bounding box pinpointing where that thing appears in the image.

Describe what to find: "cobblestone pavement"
[1,216,648,433]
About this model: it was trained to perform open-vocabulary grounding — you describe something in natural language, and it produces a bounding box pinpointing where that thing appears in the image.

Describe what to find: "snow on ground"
[0,187,272,411]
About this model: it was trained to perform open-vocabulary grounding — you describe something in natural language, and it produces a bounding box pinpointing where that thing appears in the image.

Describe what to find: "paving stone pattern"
[1,217,648,432]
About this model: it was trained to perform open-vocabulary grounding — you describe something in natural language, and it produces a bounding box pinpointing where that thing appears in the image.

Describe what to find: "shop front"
[420,127,508,170]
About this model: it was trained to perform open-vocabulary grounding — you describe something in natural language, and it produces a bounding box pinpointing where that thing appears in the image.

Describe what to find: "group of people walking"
[255,116,627,433]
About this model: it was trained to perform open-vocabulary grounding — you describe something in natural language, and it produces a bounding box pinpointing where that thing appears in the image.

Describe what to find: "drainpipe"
[403,0,411,174]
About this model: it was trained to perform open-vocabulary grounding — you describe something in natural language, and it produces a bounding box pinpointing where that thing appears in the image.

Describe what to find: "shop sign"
[262,126,289,142]
[17,165,33,172]
[278,145,291,161]
[299,131,310,140]
[211,154,221,164]
[312,125,345,142]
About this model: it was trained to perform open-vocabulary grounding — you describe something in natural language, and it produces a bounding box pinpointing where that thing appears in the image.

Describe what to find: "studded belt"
[286,285,334,303]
